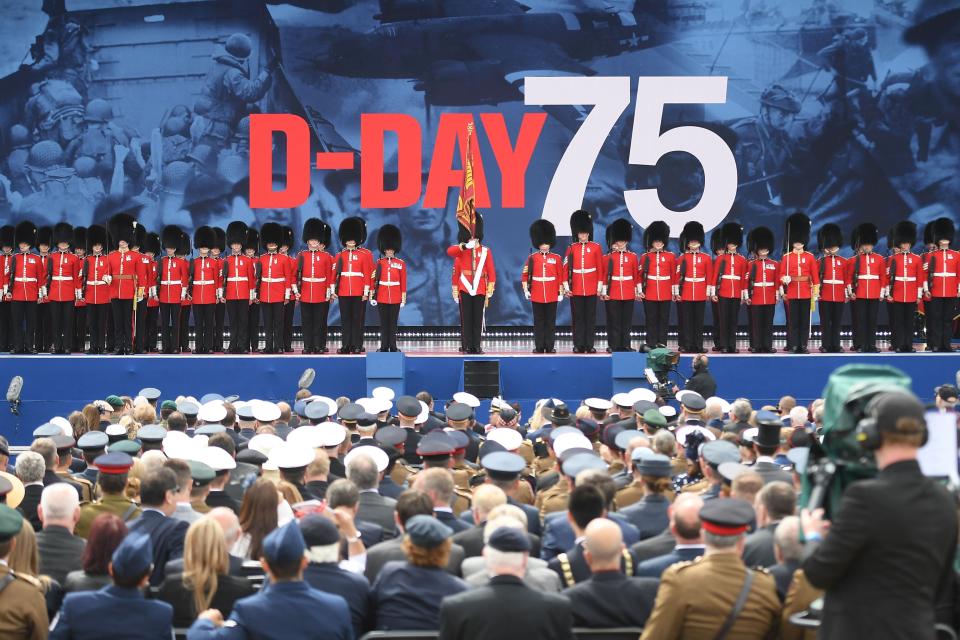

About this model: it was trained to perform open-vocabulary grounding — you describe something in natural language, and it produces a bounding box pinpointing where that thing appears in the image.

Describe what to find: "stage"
[1,335,958,446]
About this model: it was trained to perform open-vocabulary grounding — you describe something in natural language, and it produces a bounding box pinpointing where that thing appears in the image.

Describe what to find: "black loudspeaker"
[463,360,500,399]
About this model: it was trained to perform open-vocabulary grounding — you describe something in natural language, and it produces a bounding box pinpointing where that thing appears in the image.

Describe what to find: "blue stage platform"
[1,351,958,446]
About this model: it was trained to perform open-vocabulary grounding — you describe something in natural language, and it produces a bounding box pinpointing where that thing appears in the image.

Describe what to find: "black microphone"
[6,376,23,415]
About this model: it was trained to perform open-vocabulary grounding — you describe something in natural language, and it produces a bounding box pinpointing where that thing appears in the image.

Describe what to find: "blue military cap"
[305,401,329,422]
[445,429,469,451]
[630,447,656,463]
[633,400,658,416]
[375,426,405,448]
[236,403,256,421]
[200,393,224,404]
[293,400,308,418]
[561,452,607,478]
[487,526,531,552]
[0,505,24,542]
[755,410,781,427]
[548,426,579,443]
[177,400,199,416]
[701,440,740,466]
[33,423,61,439]
[51,434,76,451]
[262,521,306,566]
[109,440,142,456]
[636,453,673,477]
[416,431,456,457]
[138,425,167,443]
[196,424,226,436]
[786,447,809,474]
[602,423,624,449]
[300,514,340,547]
[112,531,154,579]
[576,418,600,438]
[614,429,643,451]
[94,452,134,474]
[445,402,471,422]
[338,403,364,422]
[680,392,706,412]
[357,413,378,428]
[237,448,268,466]
[478,440,506,460]
[396,395,421,418]
[77,431,109,451]
[405,514,453,548]
[481,451,525,480]
[139,388,162,401]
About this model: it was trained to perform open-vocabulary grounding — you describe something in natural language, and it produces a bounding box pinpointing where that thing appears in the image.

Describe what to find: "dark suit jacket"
[547,542,637,588]
[629,528,676,562]
[364,537,465,582]
[50,585,173,640]
[541,512,639,560]
[685,369,717,398]
[36,525,86,584]
[127,510,189,586]
[459,497,542,536]
[452,524,541,559]
[635,545,705,577]
[742,522,778,568]
[357,490,397,537]
[18,484,44,532]
[619,494,670,540]
[378,476,404,499]
[802,460,958,640]
[304,562,372,638]
[205,490,241,514]
[563,570,659,628]
[439,574,574,640]
[155,573,255,627]
[435,509,470,534]
[752,460,793,485]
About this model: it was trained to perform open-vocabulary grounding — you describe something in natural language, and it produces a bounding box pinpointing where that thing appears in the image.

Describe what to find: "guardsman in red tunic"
[675,221,712,353]
[602,218,639,353]
[295,218,334,354]
[335,217,375,354]
[105,210,142,355]
[35,226,52,352]
[711,222,748,353]
[744,227,779,353]
[177,229,193,353]
[245,228,261,353]
[0,225,15,352]
[223,221,257,354]
[138,232,161,353]
[81,225,111,354]
[923,218,959,352]
[371,224,407,353]
[522,220,564,354]
[639,220,673,351]
[846,223,887,353]
[211,227,226,353]
[280,226,296,353]
[256,222,291,354]
[48,222,81,354]
[448,213,496,355]
[71,227,87,352]
[157,226,188,354]
[816,224,847,353]
[887,221,923,353]
[564,210,604,354]
[188,226,221,354]
[779,213,819,354]
[4,221,46,353]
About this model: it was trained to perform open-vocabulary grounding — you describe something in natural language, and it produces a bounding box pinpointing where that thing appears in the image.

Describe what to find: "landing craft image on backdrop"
[0,0,956,328]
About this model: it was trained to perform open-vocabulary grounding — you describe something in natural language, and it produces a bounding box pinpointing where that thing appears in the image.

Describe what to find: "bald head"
[207,506,241,546]
[582,518,624,570]
[669,494,704,543]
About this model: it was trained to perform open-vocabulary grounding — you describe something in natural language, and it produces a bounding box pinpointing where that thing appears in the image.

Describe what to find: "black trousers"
[134,300,147,353]
[889,301,916,351]
[50,300,74,353]
[146,307,159,351]
[819,301,844,351]
[644,300,670,348]
[786,299,811,350]
[248,302,260,351]
[300,301,330,352]
[853,298,879,351]
[377,303,400,351]
[0,301,11,351]
[11,300,36,352]
[532,301,558,352]
[159,303,180,353]
[111,298,133,352]
[35,302,51,351]
[926,297,957,351]
[214,302,225,352]
[340,296,364,350]
[87,303,109,353]
[193,303,215,353]
[105,310,115,351]
[605,299,634,351]
[570,295,598,350]
[716,297,740,351]
[226,299,250,353]
[261,302,284,352]
[679,301,706,351]
[283,301,295,351]
[750,304,775,351]
[459,294,485,352]
[73,305,86,352]
[179,306,191,351]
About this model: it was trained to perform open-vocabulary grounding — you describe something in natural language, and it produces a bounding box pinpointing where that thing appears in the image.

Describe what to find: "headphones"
[854,390,928,451]
[693,354,706,371]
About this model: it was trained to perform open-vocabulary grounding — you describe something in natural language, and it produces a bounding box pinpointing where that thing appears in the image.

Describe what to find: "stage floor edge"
[1,350,958,445]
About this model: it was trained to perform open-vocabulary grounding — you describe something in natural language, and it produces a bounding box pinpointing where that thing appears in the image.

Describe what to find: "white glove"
[370,299,378,306]
[284,288,290,301]
[216,288,223,299]
[917,289,923,301]
[557,293,563,303]
[400,301,405,308]
[75,289,82,300]
[741,291,749,303]
[671,285,679,297]
[181,289,186,301]
[38,286,47,299]
[103,275,112,284]
[291,285,299,296]
[465,240,476,249]
[706,285,715,297]
[149,287,156,298]
[781,275,791,285]
[523,289,531,300]
[249,290,257,302]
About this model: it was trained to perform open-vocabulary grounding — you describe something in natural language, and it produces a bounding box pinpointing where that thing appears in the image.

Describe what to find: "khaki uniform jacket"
[58,471,96,503]
[781,569,822,640]
[77,493,142,538]
[615,480,645,509]
[0,564,49,640]
[640,553,781,640]
[536,479,569,520]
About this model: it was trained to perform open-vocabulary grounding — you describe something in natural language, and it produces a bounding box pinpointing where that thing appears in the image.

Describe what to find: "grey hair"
[731,399,753,423]
[40,483,79,520]
[774,516,804,563]
[704,530,743,549]
[483,547,526,573]
[15,451,46,484]
[653,430,676,456]
[346,453,379,490]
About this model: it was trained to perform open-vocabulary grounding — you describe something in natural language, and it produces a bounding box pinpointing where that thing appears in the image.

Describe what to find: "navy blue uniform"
[303,562,371,638]
[127,510,188,586]
[459,497,541,536]
[50,585,174,640]
[541,512,639,561]
[372,561,468,631]
[618,494,670,540]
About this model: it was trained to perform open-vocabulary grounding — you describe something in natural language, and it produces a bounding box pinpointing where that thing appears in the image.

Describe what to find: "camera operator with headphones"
[799,391,957,640]
[672,354,717,400]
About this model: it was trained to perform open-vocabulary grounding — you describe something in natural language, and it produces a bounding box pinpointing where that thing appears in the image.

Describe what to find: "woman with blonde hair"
[277,480,303,506]
[157,517,254,626]
[81,404,100,433]
[132,402,156,426]
[9,520,64,619]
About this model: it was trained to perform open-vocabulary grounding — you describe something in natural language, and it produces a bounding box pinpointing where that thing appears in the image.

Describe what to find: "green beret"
[105,395,124,409]
[188,461,216,487]
[643,409,667,428]
[110,440,142,456]
[160,400,178,412]
[0,505,24,542]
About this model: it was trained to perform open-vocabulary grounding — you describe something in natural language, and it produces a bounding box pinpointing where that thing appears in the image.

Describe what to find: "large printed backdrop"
[0,0,956,327]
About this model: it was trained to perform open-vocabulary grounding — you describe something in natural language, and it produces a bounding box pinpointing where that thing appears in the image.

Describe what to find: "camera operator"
[799,391,958,639]
[672,354,717,400]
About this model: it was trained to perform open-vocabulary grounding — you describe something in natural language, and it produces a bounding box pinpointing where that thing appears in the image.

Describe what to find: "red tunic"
[106,250,142,300]
[676,252,713,301]
[747,258,779,305]
[296,250,335,303]
[47,251,82,302]
[223,253,257,302]
[258,252,291,304]
[189,256,221,305]
[521,251,564,304]
[157,256,188,304]
[373,256,407,305]
[713,253,748,299]
[888,252,924,303]
[7,252,47,301]
[925,249,960,298]
[603,250,640,301]
[82,254,111,305]
[846,252,887,299]
[447,244,496,297]
[639,250,676,302]
[780,251,819,300]
[818,255,848,303]
[37,254,51,303]
[563,241,604,296]
[335,247,375,298]
[0,253,12,294]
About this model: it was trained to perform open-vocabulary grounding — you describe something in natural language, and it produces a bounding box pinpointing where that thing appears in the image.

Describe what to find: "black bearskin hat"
[817,223,843,252]
[529,219,556,250]
[72,227,87,252]
[457,212,484,244]
[680,221,705,249]
[107,213,137,247]
[747,227,774,254]
[194,226,216,250]
[143,232,161,256]
[783,213,811,252]
[162,225,181,250]
[213,227,226,253]
[378,224,402,254]
[261,222,283,249]
[282,225,294,249]
[53,222,73,246]
[850,223,879,249]
[87,225,107,252]
[892,221,917,248]
[606,218,632,250]
[643,221,670,251]
[15,221,37,247]
[177,229,191,257]
[720,222,743,248]
[245,228,259,254]
[570,210,593,240]
[37,226,52,248]
[929,218,955,244]
[226,221,248,247]
[0,225,14,249]
[339,217,367,246]
[302,218,332,245]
